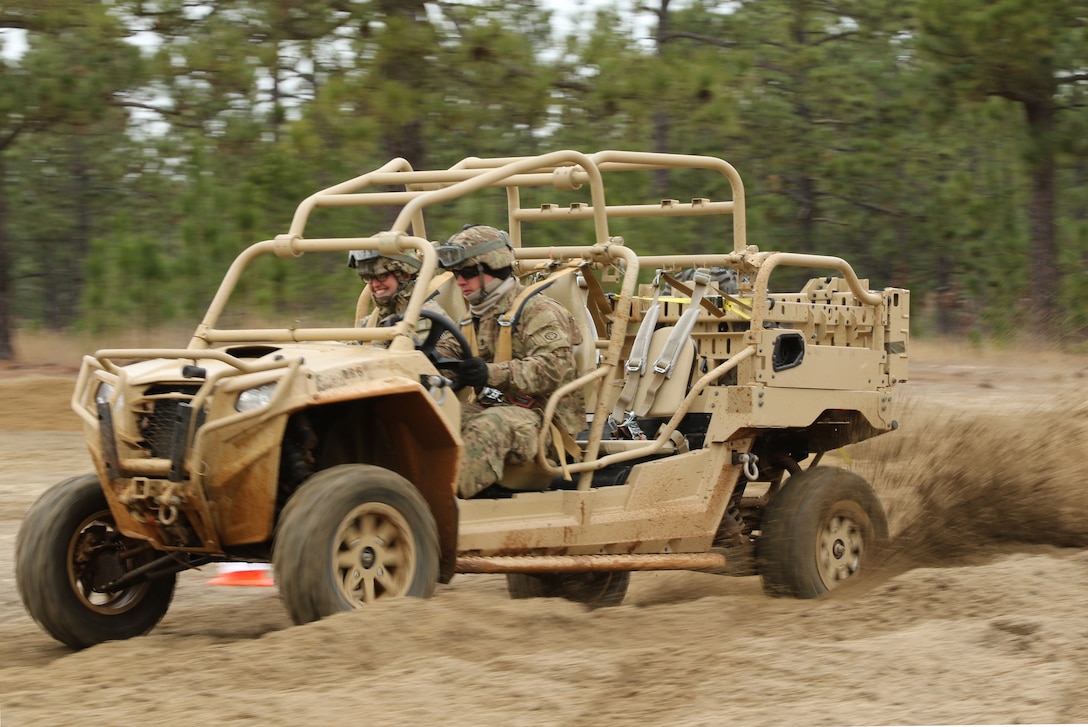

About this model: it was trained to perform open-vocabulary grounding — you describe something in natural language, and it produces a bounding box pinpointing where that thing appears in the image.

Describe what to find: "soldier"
[435,225,585,498]
[347,248,444,345]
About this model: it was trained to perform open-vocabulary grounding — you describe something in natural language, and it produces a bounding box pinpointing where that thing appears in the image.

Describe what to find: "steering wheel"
[385,310,471,389]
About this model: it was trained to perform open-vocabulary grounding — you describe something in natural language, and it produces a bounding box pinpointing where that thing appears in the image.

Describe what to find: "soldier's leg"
[458,406,542,498]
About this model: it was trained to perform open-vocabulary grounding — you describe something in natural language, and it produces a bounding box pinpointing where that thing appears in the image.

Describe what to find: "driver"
[347,248,446,346]
[435,224,585,498]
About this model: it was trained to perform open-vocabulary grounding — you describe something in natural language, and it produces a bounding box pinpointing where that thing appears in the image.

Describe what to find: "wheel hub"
[818,513,863,588]
[359,546,376,570]
[69,511,153,613]
[89,549,126,590]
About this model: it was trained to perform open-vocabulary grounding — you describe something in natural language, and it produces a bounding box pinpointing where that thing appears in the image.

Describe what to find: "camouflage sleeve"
[488,297,579,397]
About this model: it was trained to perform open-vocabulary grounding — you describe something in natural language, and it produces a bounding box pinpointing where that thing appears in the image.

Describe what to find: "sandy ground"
[1,348,1087,726]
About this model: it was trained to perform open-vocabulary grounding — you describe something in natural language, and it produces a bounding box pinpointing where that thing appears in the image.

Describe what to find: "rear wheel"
[757,466,888,598]
[15,473,177,649]
[273,464,440,625]
[506,571,630,608]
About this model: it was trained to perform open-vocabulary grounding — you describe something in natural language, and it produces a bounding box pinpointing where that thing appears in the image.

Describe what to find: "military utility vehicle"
[16,151,909,648]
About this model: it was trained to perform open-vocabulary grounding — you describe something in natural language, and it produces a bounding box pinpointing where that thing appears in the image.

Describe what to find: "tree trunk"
[1024,100,1060,334]
[56,137,92,329]
[935,254,957,335]
[0,153,14,360]
[42,139,91,330]
[794,172,818,251]
[651,0,672,194]
[376,0,428,231]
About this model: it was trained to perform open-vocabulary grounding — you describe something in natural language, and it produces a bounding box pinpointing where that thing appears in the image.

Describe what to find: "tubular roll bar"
[104,151,884,487]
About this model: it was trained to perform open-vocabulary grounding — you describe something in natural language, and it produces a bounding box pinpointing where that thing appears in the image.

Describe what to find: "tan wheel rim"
[334,502,418,604]
[816,503,866,590]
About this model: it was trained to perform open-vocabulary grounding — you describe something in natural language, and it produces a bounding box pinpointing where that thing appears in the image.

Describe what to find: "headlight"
[236,383,277,412]
[94,382,115,405]
[92,381,124,417]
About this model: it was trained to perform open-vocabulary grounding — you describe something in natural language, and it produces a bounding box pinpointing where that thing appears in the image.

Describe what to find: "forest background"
[2,0,1087,361]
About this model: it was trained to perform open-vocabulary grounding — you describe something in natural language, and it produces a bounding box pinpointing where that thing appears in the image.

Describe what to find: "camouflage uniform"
[456,276,585,498]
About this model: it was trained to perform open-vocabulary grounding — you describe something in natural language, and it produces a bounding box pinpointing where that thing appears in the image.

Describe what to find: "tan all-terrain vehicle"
[16,151,909,648]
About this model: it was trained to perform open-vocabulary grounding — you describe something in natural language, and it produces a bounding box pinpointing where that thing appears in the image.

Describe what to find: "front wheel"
[273,465,440,625]
[506,571,630,608]
[757,466,888,598]
[15,473,177,649]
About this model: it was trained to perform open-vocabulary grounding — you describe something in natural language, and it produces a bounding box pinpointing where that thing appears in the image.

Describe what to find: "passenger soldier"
[347,248,443,345]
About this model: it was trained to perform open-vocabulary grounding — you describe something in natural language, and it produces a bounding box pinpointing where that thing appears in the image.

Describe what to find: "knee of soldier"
[465,406,510,428]
[461,408,506,444]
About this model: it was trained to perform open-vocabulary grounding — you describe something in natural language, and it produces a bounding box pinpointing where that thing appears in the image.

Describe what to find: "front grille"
[137,385,202,457]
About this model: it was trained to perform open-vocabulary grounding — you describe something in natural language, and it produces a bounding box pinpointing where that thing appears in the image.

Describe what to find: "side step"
[456,552,727,574]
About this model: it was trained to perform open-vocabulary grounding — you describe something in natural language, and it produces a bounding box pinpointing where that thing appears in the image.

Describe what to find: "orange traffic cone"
[207,562,275,587]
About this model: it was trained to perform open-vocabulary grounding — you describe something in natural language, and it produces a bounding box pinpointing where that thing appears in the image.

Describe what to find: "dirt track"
[2,352,1088,726]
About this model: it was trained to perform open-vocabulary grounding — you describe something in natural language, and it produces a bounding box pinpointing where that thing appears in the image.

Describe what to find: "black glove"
[458,356,490,388]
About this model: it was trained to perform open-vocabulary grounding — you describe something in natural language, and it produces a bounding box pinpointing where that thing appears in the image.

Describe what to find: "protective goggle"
[347,249,381,269]
[433,231,511,269]
[347,248,420,272]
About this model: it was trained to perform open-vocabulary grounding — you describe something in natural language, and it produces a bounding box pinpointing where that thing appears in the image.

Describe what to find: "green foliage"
[2,0,1088,349]
[81,230,175,332]
[917,0,1088,332]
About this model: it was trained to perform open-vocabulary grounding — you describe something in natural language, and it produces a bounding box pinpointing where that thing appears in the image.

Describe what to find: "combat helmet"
[347,248,422,280]
[435,224,515,272]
